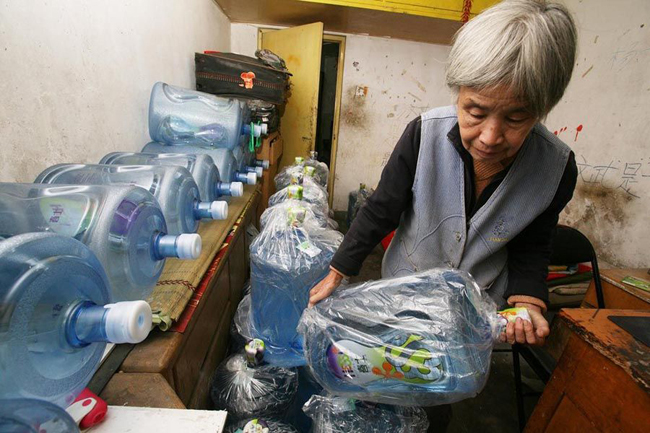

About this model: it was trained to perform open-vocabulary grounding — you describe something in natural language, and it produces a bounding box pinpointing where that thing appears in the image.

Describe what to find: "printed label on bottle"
[297,241,321,258]
[496,307,531,334]
[326,335,444,386]
[242,419,269,433]
[287,185,303,200]
[39,196,93,237]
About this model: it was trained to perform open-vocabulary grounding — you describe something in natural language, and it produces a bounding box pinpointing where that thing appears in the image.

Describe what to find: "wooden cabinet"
[582,268,650,310]
[525,309,650,432]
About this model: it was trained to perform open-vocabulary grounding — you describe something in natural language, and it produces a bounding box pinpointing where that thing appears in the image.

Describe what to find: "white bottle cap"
[260,160,270,169]
[176,233,202,259]
[254,166,263,178]
[103,301,152,344]
[210,201,228,220]
[231,182,244,197]
[246,172,258,185]
[261,123,268,135]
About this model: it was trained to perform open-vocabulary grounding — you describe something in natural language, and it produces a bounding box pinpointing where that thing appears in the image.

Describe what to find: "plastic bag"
[261,199,336,231]
[269,183,329,215]
[303,395,429,433]
[275,157,324,190]
[250,205,343,367]
[210,341,299,421]
[347,183,374,228]
[305,151,329,188]
[298,269,499,406]
[224,418,299,433]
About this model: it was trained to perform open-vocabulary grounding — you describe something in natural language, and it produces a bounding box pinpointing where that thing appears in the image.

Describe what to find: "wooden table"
[582,268,650,310]
[99,187,260,409]
[525,309,650,432]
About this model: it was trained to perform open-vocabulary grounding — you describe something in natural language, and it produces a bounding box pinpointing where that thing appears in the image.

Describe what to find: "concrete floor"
[337,215,544,432]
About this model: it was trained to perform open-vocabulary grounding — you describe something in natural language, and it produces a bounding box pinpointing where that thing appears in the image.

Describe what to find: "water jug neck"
[245,166,264,178]
[154,233,202,259]
[235,171,257,185]
[254,159,270,169]
[193,200,228,220]
[216,181,244,197]
[66,301,152,347]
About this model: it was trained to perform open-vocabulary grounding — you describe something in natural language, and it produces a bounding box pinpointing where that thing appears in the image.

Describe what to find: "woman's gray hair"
[446,0,577,118]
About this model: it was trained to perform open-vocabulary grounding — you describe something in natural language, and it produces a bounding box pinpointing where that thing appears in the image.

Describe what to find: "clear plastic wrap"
[269,182,329,215]
[250,206,343,367]
[347,183,374,228]
[305,151,329,188]
[261,199,337,231]
[275,157,324,190]
[210,341,299,421]
[224,418,299,433]
[298,269,499,406]
[303,395,429,433]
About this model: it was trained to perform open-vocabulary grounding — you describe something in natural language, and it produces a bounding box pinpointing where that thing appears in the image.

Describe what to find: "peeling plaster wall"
[546,0,650,268]
[0,0,231,183]
[332,36,451,211]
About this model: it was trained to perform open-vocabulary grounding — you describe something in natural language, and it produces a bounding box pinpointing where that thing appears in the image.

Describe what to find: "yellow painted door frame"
[258,27,346,206]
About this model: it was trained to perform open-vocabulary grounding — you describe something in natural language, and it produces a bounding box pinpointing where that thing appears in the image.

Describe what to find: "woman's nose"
[479,118,505,147]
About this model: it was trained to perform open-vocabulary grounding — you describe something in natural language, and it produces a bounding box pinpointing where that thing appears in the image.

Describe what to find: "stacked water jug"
[0,81,271,430]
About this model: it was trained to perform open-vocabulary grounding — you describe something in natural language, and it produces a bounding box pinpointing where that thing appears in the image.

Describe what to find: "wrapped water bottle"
[223,418,298,433]
[0,183,200,301]
[0,399,80,433]
[0,233,152,407]
[99,152,244,200]
[148,82,266,149]
[142,142,258,186]
[303,395,429,433]
[35,163,228,234]
[305,151,330,187]
[249,206,342,367]
[269,182,329,215]
[275,157,325,190]
[260,199,336,231]
[298,269,500,406]
[210,340,299,421]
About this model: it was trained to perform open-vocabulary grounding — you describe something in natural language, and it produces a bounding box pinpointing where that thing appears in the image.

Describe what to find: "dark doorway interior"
[315,41,340,168]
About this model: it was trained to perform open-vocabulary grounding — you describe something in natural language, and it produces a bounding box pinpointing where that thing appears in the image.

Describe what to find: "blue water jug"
[298,269,499,406]
[233,141,263,179]
[0,399,80,433]
[250,206,342,367]
[142,142,258,186]
[210,340,298,422]
[99,152,244,200]
[148,82,266,149]
[35,163,228,234]
[0,233,152,407]
[303,395,429,433]
[0,183,201,301]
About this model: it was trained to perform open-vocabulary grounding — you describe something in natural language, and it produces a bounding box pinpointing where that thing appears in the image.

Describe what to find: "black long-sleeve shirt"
[331,117,578,304]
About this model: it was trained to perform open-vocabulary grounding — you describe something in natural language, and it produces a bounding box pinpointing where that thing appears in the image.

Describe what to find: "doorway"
[316,35,345,201]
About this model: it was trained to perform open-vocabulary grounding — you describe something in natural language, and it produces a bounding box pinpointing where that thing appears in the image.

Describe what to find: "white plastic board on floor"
[87,406,227,432]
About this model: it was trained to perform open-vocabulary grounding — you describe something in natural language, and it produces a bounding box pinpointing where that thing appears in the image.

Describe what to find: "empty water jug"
[0,233,152,408]
[35,163,228,234]
[250,206,342,367]
[210,340,299,422]
[142,142,258,186]
[233,142,263,179]
[0,399,80,433]
[0,183,201,301]
[303,395,429,433]
[99,152,244,201]
[298,269,499,406]
[148,82,266,149]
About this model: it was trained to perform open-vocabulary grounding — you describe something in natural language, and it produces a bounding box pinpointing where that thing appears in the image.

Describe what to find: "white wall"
[331,36,451,210]
[546,0,650,268]
[0,0,231,183]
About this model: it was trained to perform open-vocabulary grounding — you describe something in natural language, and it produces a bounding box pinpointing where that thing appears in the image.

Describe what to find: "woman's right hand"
[308,269,344,308]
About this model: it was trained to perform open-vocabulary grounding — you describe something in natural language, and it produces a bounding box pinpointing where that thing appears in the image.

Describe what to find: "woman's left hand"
[500,303,550,346]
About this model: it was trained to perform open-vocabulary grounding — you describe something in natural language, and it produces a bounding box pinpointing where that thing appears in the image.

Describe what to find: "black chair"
[512,225,605,431]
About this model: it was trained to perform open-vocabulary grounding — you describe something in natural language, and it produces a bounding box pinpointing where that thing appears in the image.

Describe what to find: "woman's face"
[457,86,538,164]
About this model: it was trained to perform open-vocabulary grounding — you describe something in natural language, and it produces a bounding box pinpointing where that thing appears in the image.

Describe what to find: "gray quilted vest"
[381,106,571,303]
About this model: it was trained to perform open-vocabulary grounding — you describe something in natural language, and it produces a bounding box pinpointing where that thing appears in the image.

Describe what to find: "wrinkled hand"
[500,303,550,346]
[308,270,344,308]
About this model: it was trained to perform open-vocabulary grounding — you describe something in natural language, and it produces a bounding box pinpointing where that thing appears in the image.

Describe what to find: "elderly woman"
[309,0,578,355]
